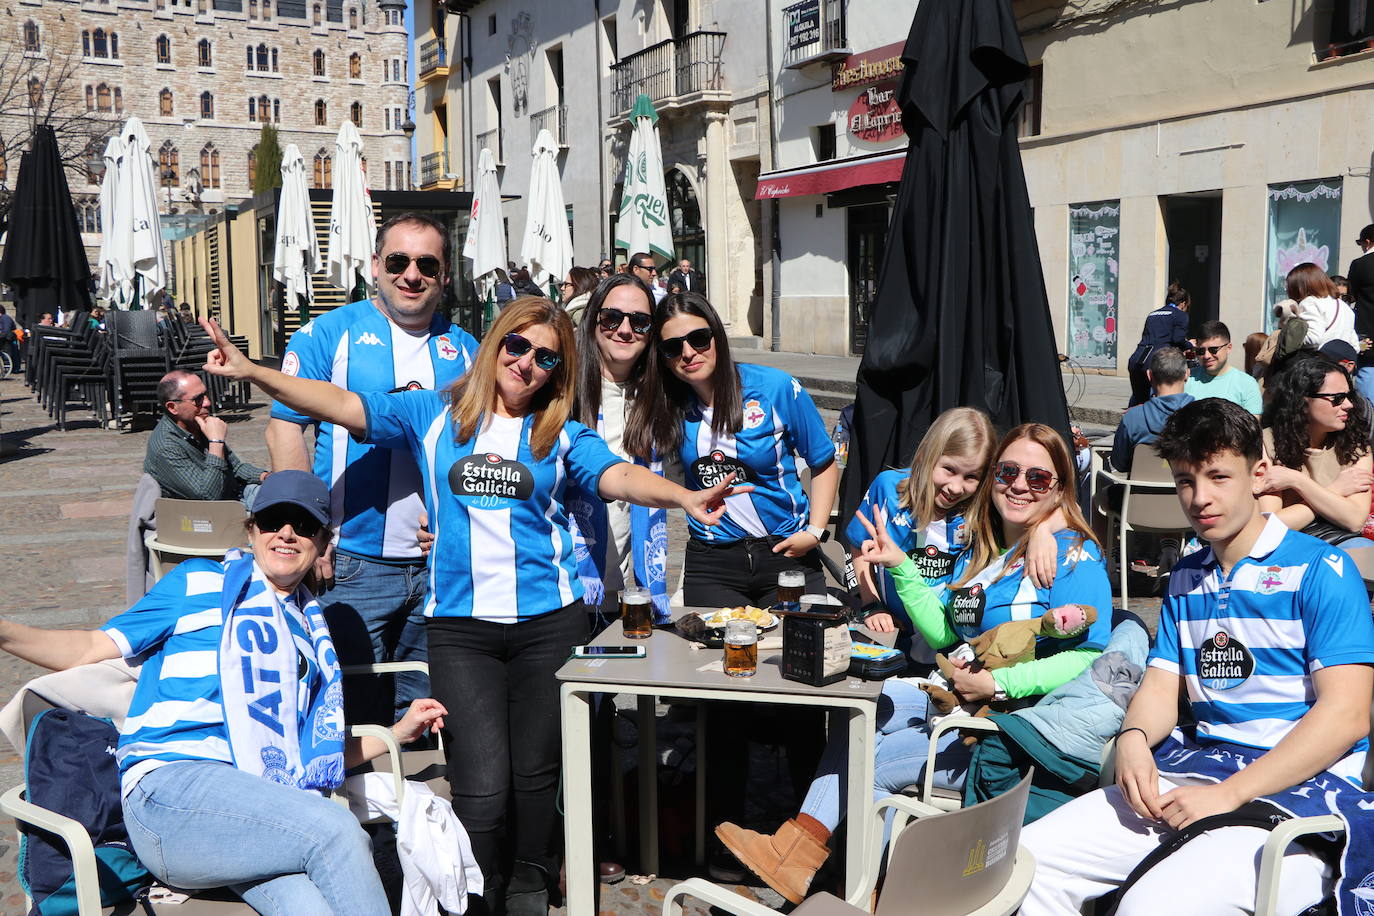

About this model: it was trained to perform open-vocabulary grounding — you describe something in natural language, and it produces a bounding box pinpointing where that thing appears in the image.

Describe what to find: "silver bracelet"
[207,439,226,444]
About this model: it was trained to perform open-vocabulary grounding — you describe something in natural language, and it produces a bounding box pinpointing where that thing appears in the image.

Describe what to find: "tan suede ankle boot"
[714,819,831,904]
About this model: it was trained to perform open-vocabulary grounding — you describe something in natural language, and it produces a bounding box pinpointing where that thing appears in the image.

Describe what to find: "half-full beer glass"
[777,569,805,605]
[622,586,653,639]
[724,619,758,677]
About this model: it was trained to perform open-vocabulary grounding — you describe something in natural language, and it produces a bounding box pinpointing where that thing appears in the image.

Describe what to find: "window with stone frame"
[313,49,326,76]
[246,46,254,70]
[160,88,173,116]
[272,98,280,122]
[200,143,220,187]
[313,150,330,188]
[27,78,41,108]
[200,91,214,120]
[159,141,179,186]
[95,83,111,111]
[348,7,357,29]
[248,96,257,121]
[350,101,362,127]
[263,0,272,20]
[313,3,321,25]
[24,21,40,53]
[314,98,327,125]
[249,0,258,16]
[248,147,257,187]
[198,39,212,68]
[114,87,122,114]
[349,52,361,79]
[156,34,171,64]
[85,85,94,110]
[271,48,278,71]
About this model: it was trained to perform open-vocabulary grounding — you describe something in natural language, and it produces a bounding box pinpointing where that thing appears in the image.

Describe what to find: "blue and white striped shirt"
[359,390,625,621]
[271,299,477,561]
[100,560,320,795]
[1150,514,1374,778]
[680,364,835,543]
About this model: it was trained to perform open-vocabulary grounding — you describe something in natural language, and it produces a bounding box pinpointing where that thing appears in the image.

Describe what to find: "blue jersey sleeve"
[101,560,222,659]
[358,389,446,452]
[845,471,905,547]
[563,422,627,495]
[270,318,332,425]
[780,375,836,469]
[1147,576,1187,675]
[1298,547,1374,671]
[1044,533,1114,652]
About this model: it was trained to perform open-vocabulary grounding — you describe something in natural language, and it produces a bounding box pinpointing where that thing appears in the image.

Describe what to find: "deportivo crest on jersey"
[692,451,752,488]
[1256,565,1285,595]
[436,335,459,361]
[743,399,766,430]
[448,454,535,508]
[1198,630,1256,690]
[354,331,385,346]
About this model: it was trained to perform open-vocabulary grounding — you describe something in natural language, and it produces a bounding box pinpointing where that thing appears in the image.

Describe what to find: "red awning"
[754,151,905,200]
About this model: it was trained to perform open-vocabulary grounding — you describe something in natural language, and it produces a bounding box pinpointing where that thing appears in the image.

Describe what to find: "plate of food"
[699,606,779,631]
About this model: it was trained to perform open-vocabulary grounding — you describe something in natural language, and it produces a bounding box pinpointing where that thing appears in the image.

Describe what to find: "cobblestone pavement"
[0,370,1159,915]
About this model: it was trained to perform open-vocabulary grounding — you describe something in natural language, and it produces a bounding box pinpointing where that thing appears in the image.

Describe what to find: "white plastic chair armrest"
[0,784,103,916]
[967,850,1037,916]
[922,716,1000,805]
[1093,467,1177,491]
[341,724,406,810]
[849,794,948,907]
[662,877,782,916]
[1254,814,1344,916]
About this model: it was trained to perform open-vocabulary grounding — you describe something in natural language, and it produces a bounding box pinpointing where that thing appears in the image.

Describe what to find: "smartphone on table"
[571,645,646,659]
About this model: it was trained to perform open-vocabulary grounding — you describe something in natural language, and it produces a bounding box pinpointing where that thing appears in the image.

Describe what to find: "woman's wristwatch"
[804,524,830,542]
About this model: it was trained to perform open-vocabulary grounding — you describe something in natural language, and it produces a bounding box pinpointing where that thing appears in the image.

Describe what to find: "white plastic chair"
[1094,443,1189,606]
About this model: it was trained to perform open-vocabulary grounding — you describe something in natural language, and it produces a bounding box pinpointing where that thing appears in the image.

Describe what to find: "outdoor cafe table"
[557,614,883,914]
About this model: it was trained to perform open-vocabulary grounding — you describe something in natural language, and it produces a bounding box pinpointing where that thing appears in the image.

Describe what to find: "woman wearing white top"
[1290,262,1358,350]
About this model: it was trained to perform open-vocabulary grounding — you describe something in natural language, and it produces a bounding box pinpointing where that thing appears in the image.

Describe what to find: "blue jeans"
[324,551,430,724]
[122,761,388,915]
[799,679,972,832]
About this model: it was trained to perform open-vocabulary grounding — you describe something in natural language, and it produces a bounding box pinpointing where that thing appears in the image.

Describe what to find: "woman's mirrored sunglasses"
[993,461,1058,493]
[253,507,324,539]
[597,307,653,335]
[658,327,714,359]
[1310,391,1353,407]
[502,333,562,371]
[383,253,442,278]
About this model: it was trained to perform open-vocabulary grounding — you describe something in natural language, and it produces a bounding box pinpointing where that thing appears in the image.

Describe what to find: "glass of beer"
[621,587,653,639]
[777,569,806,606]
[724,619,758,678]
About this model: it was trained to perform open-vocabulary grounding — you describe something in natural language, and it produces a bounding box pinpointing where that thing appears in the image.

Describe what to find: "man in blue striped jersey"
[1021,398,1374,915]
[266,212,478,724]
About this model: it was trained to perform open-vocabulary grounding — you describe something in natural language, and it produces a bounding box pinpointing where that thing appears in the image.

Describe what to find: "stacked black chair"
[164,319,253,411]
[29,318,113,430]
[108,310,170,423]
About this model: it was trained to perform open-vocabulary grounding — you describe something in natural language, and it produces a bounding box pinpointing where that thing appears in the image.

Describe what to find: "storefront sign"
[754,151,905,199]
[1265,178,1342,331]
[1067,201,1120,368]
[831,41,905,91]
[848,81,904,144]
[784,0,821,52]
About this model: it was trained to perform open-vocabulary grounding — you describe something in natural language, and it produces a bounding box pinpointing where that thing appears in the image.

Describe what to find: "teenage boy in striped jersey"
[1020,398,1374,915]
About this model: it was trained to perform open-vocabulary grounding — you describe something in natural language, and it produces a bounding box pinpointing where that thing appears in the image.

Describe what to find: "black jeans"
[426,606,589,891]
[682,536,826,608]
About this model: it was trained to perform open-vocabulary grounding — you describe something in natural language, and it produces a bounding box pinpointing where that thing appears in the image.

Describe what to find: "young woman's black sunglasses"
[597,307,654,335]
[383,253,442,278]
[254,506,325,539]
[659,327,714,359]
[502,333,562,371]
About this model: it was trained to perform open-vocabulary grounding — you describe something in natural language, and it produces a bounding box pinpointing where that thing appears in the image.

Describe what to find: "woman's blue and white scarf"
[217,550,345,792]
[1155,734,1374,916]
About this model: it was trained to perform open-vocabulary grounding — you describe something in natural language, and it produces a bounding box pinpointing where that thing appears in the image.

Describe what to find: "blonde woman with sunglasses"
[716,424,1112,904]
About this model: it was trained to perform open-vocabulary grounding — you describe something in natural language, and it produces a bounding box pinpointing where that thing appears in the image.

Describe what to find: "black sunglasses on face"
[502,333,562,371]
[254,507,325,539]
[659,327,714,359]
[1198,344,1229,356]
[1310,391,1353,407]
[175,391,210,406]
[383,253,442,278]
[632,262,657,273]
[597,307,653,335]
[993,461,1058,493]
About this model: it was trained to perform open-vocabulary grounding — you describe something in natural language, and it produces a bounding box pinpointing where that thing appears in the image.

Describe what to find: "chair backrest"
[152,498,248,550]
[108,310,161,351]
[874,773,1032,916]
[1123,443,1189,531]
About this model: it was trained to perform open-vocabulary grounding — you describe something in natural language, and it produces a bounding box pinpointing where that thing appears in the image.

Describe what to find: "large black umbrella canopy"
[840,0,1072,528]
[0,125,93,328]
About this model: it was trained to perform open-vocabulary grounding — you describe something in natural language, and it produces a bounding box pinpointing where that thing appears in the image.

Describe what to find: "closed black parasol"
[0,125,93,329]
[840,0,1071,525]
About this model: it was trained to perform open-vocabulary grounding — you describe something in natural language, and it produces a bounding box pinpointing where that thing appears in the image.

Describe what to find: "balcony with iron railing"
[610,30,727,117]
[781,0,849,68]
[418,38,448,81]
[475,127,505,164]
[530,103,568,148]
[420,148,450,188]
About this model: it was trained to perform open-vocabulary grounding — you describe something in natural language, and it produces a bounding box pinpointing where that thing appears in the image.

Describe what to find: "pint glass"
[723,619,758,677]
[622,586,653,639]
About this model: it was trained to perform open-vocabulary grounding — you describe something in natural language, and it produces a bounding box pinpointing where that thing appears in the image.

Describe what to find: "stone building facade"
[4,0,411,268]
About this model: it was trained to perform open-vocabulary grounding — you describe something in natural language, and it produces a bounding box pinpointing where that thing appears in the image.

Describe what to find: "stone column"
[703,109,731,328]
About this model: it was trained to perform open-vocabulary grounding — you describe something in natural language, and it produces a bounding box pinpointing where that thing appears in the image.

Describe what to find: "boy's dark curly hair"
[1261,355,1371,470]
[1155,398,1263,467]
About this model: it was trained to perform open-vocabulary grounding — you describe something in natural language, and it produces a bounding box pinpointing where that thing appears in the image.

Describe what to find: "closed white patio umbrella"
[325,121,376,297]
[110,118,167,309]
[614,94,673,264]
[462,147,507,305]
[519,129,572,294]
[95,133,125,305]
[273,144,320,315]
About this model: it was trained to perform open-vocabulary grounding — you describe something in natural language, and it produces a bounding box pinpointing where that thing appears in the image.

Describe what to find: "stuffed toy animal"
[920,604,1098,727]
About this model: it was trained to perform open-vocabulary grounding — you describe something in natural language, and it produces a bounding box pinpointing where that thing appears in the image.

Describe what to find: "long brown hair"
[955,423,1099,587]
[899,407,995,529]
[1286,262,1339,301]
[443,297,577,459]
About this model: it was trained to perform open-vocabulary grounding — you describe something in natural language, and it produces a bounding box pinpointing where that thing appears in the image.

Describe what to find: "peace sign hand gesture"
[853,507,907,569]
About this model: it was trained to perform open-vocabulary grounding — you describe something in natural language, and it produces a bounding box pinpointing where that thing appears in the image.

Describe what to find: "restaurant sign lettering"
[831,41,905,91]
[847,81,904,144]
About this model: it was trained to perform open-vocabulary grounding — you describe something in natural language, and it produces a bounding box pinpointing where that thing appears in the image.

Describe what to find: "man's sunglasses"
[383,253,442,278]
[1198,344,1229,356]
[1310,391,1353,407]
[993,461,1058,493]
[174,392,210,406]
[502,333,562,371]
[597,308,653,335]
[632,262,658,273]
[659,327,714,359]
[254,506,325,539]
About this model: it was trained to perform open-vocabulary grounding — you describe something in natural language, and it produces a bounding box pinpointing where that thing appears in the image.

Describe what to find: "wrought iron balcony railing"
[610,31,726,115]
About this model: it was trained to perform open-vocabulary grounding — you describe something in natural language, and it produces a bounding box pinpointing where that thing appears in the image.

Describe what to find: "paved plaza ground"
[0,354,1147,914]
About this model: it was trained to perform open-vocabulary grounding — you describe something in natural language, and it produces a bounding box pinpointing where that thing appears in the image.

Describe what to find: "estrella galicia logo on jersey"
[388,381,425,393]
[743,399,767,430]
[949,584,985,630]
[449,454,534,509]
[692,451,752,488]
[1199,630,1255,690]
[436,335,460,361]
[912,544,954,582]
[354,331,385,346]
[281,352,301,376]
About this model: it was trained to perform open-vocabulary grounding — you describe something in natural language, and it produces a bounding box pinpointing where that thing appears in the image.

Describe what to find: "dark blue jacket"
[1128,304,1190,370]
[1111,392,1194,473]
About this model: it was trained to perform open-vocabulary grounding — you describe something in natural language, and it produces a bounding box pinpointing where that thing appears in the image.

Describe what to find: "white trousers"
[1019,775,1331,916]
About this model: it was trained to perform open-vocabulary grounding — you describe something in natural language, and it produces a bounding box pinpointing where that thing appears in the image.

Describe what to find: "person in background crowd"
[1126,282,1192,407]
[1184,320,1262,415]
[1111,347,1194,475]
[1260,355,1374,553]
[145,370,267,507]
[0,471,448,914]
[1318,339,1358,375]
[200,297,743,915]
[1020,399,1374,916]
[1346,223,1374,345]
[628,252,666,303]
[0,305,18,370]
[178,302,194,322]
[266,212,479,726]
[667,258,704,295]
[1288,262,1357,351]
[88,306,107,331]
[1331,273,1352,303]
[38,313,54,327]
[510,266,544,299]
[560,266,599,326]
